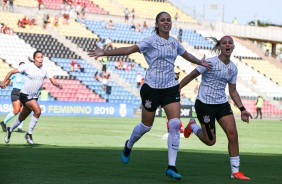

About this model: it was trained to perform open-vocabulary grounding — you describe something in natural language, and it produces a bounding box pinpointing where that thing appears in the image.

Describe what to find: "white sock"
[230,156,240,173]
[18,121,24,129]
[10,118,22,131]
[167,118,180,166]
[28,116,38,134]
[127,122,151,149]
[191,123,201,134]
[3,112,16,124]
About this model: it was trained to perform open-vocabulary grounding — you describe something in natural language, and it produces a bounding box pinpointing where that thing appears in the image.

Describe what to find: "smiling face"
[155,12,172,38]
[34,52,44,67]
[219,36,235,57]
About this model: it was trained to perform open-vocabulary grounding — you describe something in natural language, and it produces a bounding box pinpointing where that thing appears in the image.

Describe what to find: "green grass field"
[0,115,281,184]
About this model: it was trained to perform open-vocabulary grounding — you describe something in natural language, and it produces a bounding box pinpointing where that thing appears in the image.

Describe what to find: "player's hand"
[0,83,6,89]
[88,43,104,59]
[200,55,212,70]
[241,110,252,123]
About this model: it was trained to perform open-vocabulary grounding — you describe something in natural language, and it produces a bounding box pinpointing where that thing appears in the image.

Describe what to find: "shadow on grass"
[0,145,281,184]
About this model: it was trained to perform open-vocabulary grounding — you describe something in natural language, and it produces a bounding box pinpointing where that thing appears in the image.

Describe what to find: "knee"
[204,138,216,146]
[33,109,41,118]
[13,109,20,115]
[168,118,180,133]
[227,129,238,141]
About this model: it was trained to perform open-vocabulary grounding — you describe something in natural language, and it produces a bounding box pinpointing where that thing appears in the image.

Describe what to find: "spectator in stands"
[130,22,136,31]
[255,96,263,119]
[130,9,135,23]
[136,23,142,32]
[106,20,115,29]
[80,4,86,21]
[0,62,26,133]
[22,16,30,25]
[265,42,271,56]
[174,72,180,80]
[101,56,108,72]
[102,73,110,91]
[136,72,142,88]
[177,27,183,43]
[2,24,13,34]
[17,20,26,28]
[179,35,252,181]
[124,8,129,23]
[105,37,113,49]
[251,75,257,85]
[174,12,179,27]
[53,15,59,27]
[94,71,101,82]
[8,0,13,12]
[0,50,63,145]
[40,87,49,101]
[38,0,43,11]
[43,14,50,29]
[71,57,75,71]
[2,0,8,11]
[232,17,238,24]
[88,11,211,180]
[115,58,123,70]
[143,20,148,30]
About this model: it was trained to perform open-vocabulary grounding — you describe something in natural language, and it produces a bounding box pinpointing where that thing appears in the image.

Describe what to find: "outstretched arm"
[229,83,252,123]
[49,77,63,90]
[0,69,19,89]
[181,51,212,70]
[88,45,140,59]
[179,69,201,90]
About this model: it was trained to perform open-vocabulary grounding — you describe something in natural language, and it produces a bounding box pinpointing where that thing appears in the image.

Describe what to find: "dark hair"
[154,11,170,34]
[19,62,25,66]
[208,37,221,55]
[28,50,43,62]
[33,50,43,59]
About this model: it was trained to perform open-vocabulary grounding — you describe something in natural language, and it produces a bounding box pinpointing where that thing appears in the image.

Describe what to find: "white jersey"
[137,34,185,89]
[18,62,54,98]
[196,56,238,104]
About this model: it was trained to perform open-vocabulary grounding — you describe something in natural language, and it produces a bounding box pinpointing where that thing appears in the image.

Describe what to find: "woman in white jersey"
[179,36,252,180]
[0,51,63,144]
[89,12,211,180]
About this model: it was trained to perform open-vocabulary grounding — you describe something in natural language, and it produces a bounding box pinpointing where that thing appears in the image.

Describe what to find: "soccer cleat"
[1,121,6,132]
[4,127,12,143]
[17,128,25,133]
[231,171,251,180]
[184,118,196,138]
[25,133,34,144]
[166,166,182,180]
[121,140,131,164]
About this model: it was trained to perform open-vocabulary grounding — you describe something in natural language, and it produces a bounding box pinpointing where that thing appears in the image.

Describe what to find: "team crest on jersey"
[203,115,210,123]
[145,100,152,109]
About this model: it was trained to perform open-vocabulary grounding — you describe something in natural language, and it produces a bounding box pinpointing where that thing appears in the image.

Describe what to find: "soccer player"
[89,12,211,180]
[0,50,63,144]
[179,35,252,180]
[1,62,26,133]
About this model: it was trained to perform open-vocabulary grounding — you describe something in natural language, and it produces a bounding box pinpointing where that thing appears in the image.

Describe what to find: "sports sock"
[3,112,16,124]
[168,118,180,166]
[191,123,201,134]
[10,118,22,131]
[17,121,24,129]
[28,116,38,134]
[127,122,151,149]
[230,156,240,173]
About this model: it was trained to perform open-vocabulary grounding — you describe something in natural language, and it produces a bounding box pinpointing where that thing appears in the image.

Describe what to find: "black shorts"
[195,99,233,127]
[140,83,180,112]
[11,88,21,102]
[19,93,38,106]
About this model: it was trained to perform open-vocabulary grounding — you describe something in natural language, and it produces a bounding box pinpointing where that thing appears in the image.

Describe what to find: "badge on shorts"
[203,115,210,123]
[145,100,152,109]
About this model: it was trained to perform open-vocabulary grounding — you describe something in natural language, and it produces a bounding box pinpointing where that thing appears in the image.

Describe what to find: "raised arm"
[228,83,252,123]
[181,51,212,70]
[88,45,140,59]
[49,77,63,90]
[179,69,201,90]
[0,69,19,89]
